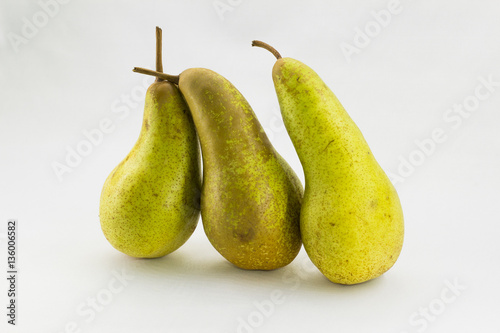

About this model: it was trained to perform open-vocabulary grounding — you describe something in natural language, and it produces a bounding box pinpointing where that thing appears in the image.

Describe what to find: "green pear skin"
[270,56,404,284]
[99,81,201,258]
[177,68,303,270]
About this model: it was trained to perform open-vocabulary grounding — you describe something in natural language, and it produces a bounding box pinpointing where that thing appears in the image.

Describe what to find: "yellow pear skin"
[99,81,201,258]
[255,42,404,284]
[177,68,303,270]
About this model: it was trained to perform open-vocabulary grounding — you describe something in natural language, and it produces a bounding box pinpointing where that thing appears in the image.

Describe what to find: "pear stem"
[133,67,180,85]
[155,26,163,82]
[252,40,282,60]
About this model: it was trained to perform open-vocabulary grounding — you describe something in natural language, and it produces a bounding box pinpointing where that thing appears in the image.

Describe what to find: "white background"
[1,0,500,332]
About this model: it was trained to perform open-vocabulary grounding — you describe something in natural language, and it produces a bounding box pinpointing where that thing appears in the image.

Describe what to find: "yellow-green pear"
[132,66,303,270]
[99,28,201,258]
[254,41,404,284]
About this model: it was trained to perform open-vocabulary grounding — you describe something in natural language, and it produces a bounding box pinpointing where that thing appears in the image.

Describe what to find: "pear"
[133,66,303,270]
[253,41,404,284]
[99,28,201,258]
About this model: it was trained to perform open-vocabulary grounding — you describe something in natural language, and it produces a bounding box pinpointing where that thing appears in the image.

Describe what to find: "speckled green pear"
[177,68,303,270]
[99,81,201,258]
[254,41,404,284]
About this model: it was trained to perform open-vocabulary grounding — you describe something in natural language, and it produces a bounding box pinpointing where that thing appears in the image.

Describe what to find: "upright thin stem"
[155,26,163,82]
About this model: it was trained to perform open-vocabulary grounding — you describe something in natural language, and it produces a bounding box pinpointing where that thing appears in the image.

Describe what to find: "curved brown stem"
[252,40,282,59]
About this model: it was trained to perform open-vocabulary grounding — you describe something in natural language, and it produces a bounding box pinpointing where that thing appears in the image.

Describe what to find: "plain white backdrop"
[1,0,500,332]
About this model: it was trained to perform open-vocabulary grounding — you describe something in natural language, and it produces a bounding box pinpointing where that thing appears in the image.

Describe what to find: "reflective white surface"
[1,0,499,332]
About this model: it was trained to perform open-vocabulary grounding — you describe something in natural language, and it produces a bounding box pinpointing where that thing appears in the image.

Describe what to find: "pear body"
[99,81,201,258]
[178,68,303,270]
[272,58,404,284]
